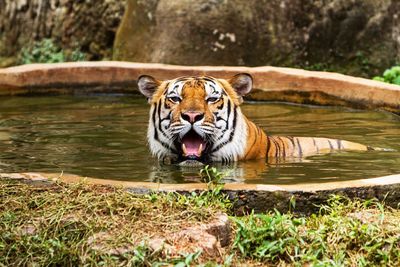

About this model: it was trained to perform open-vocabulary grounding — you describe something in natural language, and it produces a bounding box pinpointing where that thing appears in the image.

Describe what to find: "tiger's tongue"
[182,135,205,157]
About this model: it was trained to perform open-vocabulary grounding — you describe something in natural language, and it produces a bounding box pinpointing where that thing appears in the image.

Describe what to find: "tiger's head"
[137,73,253,164]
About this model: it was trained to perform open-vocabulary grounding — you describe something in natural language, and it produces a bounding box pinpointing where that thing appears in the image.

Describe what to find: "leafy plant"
[200,165,226,185]
[231,211,304,261]
[373,65,400,85]
[231,196,400,266]
[18,39,86,64]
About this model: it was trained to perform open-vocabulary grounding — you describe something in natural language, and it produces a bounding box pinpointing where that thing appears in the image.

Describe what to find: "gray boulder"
[113,0,400,77]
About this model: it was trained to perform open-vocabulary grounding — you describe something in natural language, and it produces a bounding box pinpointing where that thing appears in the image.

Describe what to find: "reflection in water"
[147,159,281,183]
[0,95,399,184]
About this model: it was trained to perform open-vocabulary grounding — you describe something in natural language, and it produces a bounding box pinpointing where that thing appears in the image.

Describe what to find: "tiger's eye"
[207,97,220,103]
[168,96,181,103]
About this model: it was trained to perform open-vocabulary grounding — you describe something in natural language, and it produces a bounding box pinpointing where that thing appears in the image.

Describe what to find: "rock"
[113,0,400,77]
[86,213,231,259]
[147,213,231,257]
[17,224,37,236]
[0,0,125,65]
[1,0,398,77]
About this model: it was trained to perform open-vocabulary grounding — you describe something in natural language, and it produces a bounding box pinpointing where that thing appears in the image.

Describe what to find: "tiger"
[137,73,375,165]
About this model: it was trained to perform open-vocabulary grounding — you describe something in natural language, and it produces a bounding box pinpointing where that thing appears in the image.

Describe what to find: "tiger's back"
[241,117,371,160]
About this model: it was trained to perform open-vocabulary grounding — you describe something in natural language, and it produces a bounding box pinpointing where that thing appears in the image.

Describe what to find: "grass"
[0,179,230,266]
[1,176,400,266]
[232,196,400,266]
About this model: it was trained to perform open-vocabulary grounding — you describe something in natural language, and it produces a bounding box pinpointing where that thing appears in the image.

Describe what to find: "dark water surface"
[0,95,399,184]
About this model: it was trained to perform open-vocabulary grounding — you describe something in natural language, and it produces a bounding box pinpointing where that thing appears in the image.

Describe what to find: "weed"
[373,65,400,85]
[231,211,304,261]
[231,196,400,266]
[200,165,226,185]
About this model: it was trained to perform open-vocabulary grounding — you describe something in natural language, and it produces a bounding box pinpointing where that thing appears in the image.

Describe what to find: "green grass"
[1,178,400,266]
[232,196,400,266]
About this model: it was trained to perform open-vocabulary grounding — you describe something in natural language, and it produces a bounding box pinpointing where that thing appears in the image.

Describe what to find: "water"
[0,95,399,184]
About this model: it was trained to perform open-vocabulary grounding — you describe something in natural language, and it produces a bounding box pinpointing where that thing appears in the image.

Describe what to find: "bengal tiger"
[138,73,375,165]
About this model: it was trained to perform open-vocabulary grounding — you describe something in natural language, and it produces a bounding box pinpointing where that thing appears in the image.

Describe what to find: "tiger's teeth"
[182,143,187,156]
[197,143,203,156]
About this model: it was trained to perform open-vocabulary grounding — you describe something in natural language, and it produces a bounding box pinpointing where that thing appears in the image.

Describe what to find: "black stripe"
[151,102,177,153]
[313,138,319,153]
[296,138,303,157]
[215,116,228,123]
[164,100,169,109]
[175,77,190,82]
[203,77,216,83]
[213,101,230,130]
[226,99,236,129]
[160,111,171,123]
[287,136,296,147]
[274,138,280,157]
[157,99,163,133]
[312,138,317,147]
[232,106,237,132]
[328,140,334,150]
[270,137,280,157]
[266,137,271,157]
[211,106,238,153]
[277,137,286,157]
[336,139,342,150]
[160,140,177,153]
[152,103,157,133]
[158,117,171,138]
[163,82,170,95]
[216,102,224,110]
[209,84,216,92]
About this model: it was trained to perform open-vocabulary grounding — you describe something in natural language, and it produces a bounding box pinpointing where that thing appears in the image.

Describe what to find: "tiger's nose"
[181,112,204,123]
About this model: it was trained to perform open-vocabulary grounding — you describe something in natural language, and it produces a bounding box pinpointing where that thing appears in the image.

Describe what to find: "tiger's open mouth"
[177,130,207,161]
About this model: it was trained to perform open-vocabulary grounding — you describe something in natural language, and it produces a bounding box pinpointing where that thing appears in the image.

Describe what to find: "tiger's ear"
[229,73,253,96]
[137,75,161,101]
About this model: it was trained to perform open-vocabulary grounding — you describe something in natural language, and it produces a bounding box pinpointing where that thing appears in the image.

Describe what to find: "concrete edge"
[1,171,400,214]
[0,61,399,113]
[1,171,400,192]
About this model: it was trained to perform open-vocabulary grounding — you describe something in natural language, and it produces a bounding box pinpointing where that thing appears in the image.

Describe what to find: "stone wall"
[113,0,400,77]
[1,0,399,77]
[0,0,125,66]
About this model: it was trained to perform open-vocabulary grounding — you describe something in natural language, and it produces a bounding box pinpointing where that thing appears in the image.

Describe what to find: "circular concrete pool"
[0,62,399,213]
